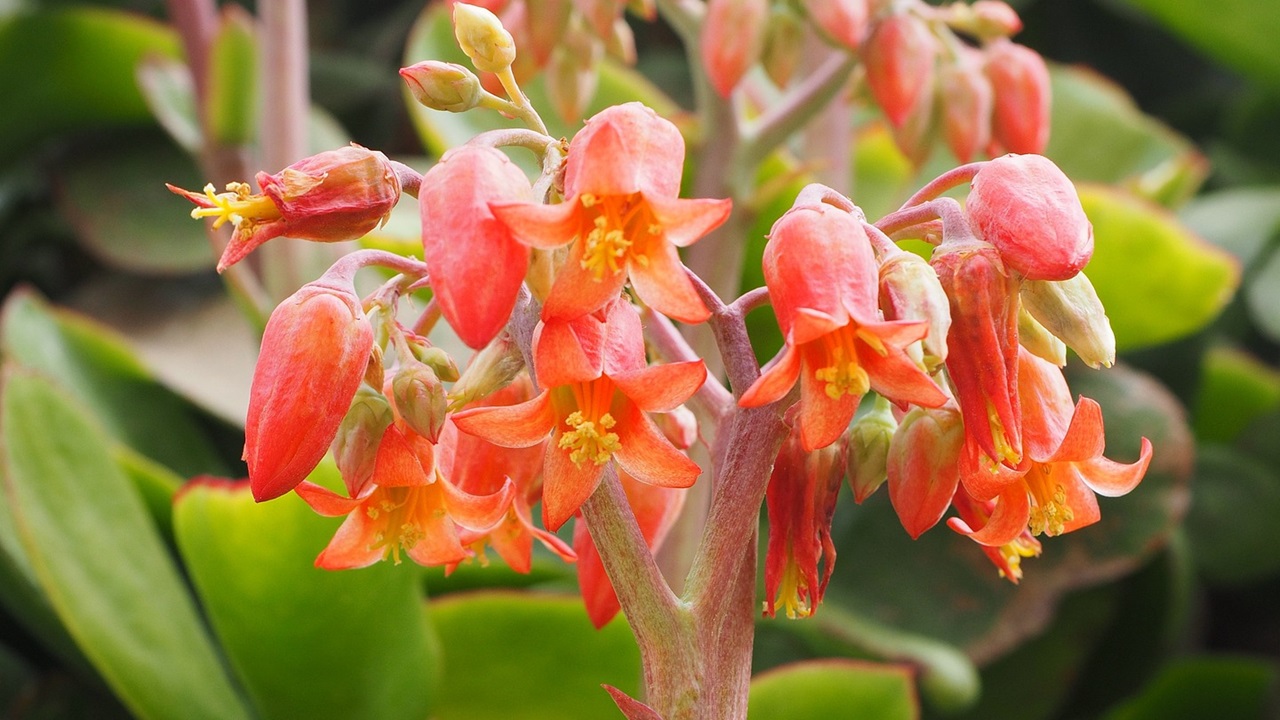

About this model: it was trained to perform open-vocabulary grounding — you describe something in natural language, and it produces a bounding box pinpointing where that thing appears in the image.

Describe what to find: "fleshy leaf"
[0,288,228,477]
[1079,185,1239,351]
[427,591,641,719]
[136,55,200,153]
[1116,0,1280,90]
[1191,346,1280,444]
[1179,187,1280,267]
[1183,444,1280,586]
[747,660,918,720]
[205,5,258,146]
[0,366,249,720]
[173,471,438,720]
[1104,656,1280,720]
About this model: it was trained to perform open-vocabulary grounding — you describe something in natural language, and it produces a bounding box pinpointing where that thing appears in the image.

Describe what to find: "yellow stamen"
[813,326,872,400]
[189,182,281,230]
[996,536,1041,581]
[580,216,631,280]
[987,402,1021,465]
[574,193,657,281]
[558,410,621,466]
[770,558,812,619]
[1026,466,1075,537]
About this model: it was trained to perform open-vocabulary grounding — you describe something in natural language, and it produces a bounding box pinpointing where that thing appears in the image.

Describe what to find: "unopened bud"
[413,344,460,382]
[655,405,698,450]
[940,52,993,164]
[984,39,1049,155]
[1021,273,1116,369]
[1017,305,1067,367]
[392,362,448,443]
[607,16,637,66]
[450,331,526,407]
[846,395,898,503]
[545,26,601,123]
[863,13,939,128]
[332,384,394,497]
[941,1,1022,40]
[400,61,483,112]
[364,342,385,389]
[886,404,964,539]
[879,250,951,371]
[453,2,517,74]
[762,5,805,87]
[701,0,768,97]
[803,0,869,52]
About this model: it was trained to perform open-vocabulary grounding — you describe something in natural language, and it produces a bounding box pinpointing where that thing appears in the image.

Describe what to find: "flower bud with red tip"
[984,39,1050,154]
[400,61,483,112]
[392,361,449,443]
[803,0,869,51]
[846,394,897,503]
[246,278,374,502]
[886,404,964,539]
[939,52,993,163]
[701,0,768,97]
[967,153,1093,281]
[863,13,939,128]
[331,384,394,498]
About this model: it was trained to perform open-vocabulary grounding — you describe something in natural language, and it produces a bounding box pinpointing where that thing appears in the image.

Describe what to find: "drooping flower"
[886,403,965,539]
[739,194,947,451]
[295,421,514,569]
[950,488,1041,583]
[169,144,402,271]
[245,277,373,502]
[420,144,535,349]
[763,422,844,619]
[950,348,1152,548]
[452,299,705,530]
[489,102,731,323]
[575,470,686,627]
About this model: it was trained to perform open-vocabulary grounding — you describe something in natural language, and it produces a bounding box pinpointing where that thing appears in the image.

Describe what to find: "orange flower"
[489,103,731,323]
[950,348,1152,548]
[739,196,946,451]
[453,299,704,530]
[295,421,514,570]
[169,144,401,271]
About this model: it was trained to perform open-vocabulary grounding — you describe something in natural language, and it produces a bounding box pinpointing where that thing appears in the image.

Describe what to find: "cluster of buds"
[750,153,1149,616]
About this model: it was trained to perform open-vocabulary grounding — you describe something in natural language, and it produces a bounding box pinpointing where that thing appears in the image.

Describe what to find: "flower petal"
[612,399,701,488]
[1075,436,1152,498]
[958,437,1025,502]
[534,313,607,388]
[797,358,860,451]
[452,390,556,448]
[294,481,360,517]
[314,512,385,570]
[951,485,1030,547]
[488,199,580,249]
[738,345,801,407]
[441,474,515,531]
[1043,397,1106,464]
[542,238,628,321]
[565,103,685,198]
[626,240,710,324]
[370,423,433,488]
[610,361,707,413]
[542,436,608,531]
[645,196,732,247]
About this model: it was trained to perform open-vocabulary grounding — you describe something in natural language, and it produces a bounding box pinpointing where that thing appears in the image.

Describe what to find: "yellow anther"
[771,560,812,619]
[1028,482,1074,537]
[189,182,281,230]
[814,346,870,400]
[579,218,631,280]
[558,411,621,466]
[647,223,662,235]
[987,404,1021,466]
[580,193,598,208]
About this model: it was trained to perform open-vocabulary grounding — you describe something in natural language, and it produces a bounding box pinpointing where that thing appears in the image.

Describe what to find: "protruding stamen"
[189,182,282,230]
[770,557,812,619]
[558,411,621,466]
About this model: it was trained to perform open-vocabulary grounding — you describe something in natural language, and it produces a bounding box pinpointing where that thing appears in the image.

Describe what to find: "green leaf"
[747,660,917,720]
[427,591,641,720]
[1080,185,1240,351]
[1184,445,1280,585]
[0,8,180,161]
[56,140,214,275]
[824,362,1191,663]
[1115,0,1280,90]
[0,366,249,720]
[1179,187,1280,267]
[1192,346,1280,444]
[0,289,228,477]
[136,56,201,153]
[205,6,258,147]
[173,474,437,720]
[113,445,183,541]
[1105,656,1280,720]
[1243,247,1280,342]
[402,5,678,158]
[1046,66,1207,200]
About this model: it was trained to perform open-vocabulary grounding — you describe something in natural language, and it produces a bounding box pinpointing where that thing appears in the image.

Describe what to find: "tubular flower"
[950,488,1041,583]
[245,277,374,502]
[419,145,535,349]
[932,234,1023,468]
[489,102,731,324]
[739,195,947,451]
[437,378,576,574]
[294,421,515,570]
[169,144,401,272]
[950,348,1152,548]
[886,403,965,539]
[575,469,686,628]
[452,299,705,531]
[763,422,844,619]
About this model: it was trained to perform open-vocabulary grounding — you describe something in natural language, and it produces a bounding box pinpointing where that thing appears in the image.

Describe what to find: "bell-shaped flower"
[949,488,1041,583]
[763,423,844,619]
[966,154,1093,282]
[575,469,686,627]
[245,276,373,502]
[886,403,965,539]
[295,421,515,569]
[950,348,1152,547]
[932,234,1023,468]
[420,145,534,349]
[437,378,576,573]
[739,197,946,451]
[452,299,705,530]
[489,102,731,323]
[169,144,402,271]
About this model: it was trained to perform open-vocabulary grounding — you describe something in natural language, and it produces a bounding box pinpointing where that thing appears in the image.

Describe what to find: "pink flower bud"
[863,13,939,128]
[545,28,602,123]
[701,0,768,97]
[654,404,698,450]
[940,53,993,163]
[887,404,964,539]
[942,1,1022,40]
[803,0,869,51]
[967,153,1093,281]
[245,281,374,502]
[400,61,483,112]
[984,39,1049,154]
